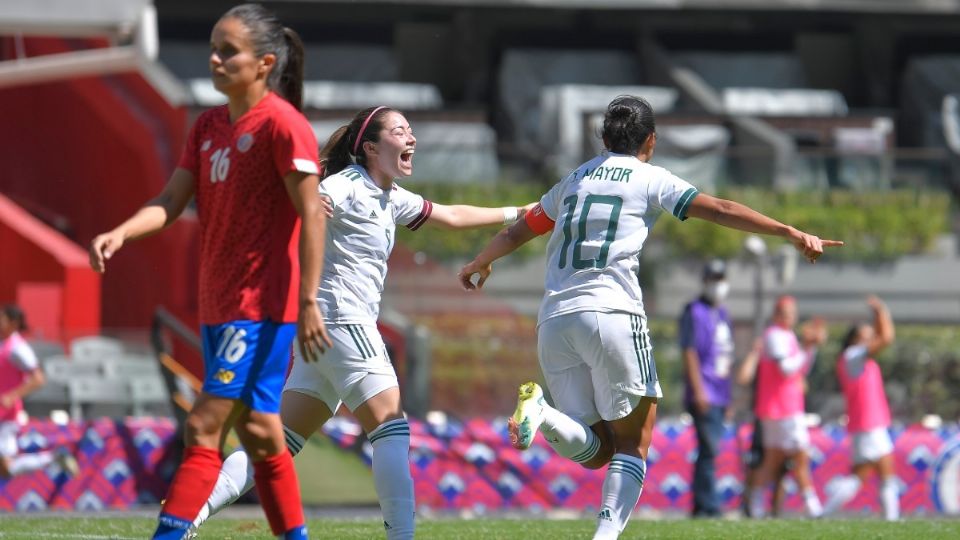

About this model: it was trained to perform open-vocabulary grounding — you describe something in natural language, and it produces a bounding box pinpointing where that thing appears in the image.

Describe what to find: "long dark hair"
[841,323,866,350]
[221,3,305,111]
[319,106,397,178]
[1,304,27,332]
[602,95,656,155]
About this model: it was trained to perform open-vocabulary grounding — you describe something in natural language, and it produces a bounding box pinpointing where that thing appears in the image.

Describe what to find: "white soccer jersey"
[316,165,432,323]
[536,152,698,324]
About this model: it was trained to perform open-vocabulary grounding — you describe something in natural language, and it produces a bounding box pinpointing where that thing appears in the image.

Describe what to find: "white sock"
[804,487,823,518]
[8,451,54,475]
[749,485,768,518]
[369,419,415,540]
[539,406,600,464]
[880,477,900,521]
[823,476,861,516]
[593,453,645,540]
[194,425,307,528]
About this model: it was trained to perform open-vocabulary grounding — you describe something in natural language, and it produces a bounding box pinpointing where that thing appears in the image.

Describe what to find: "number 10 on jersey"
[558,194,623,269]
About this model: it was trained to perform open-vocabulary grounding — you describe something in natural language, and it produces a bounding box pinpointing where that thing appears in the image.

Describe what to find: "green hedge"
[395,182,548,262]
[655,189,951,262]
[397,183,951,263]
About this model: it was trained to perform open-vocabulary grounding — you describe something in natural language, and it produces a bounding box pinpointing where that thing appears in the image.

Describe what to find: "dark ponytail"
[319,106,396,178]
[221,4,304,111]
[602,95,656,156]
[279,27,304,111]
[841,324,865,350]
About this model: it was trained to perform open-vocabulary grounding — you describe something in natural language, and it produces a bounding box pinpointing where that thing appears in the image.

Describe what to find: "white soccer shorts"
[761,414,811,452]
[285,322,399,413]
[537,310,662,426]
[851,426,894,465]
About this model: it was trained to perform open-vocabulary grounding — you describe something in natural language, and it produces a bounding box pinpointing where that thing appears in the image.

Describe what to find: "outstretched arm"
[458,218,541,290]
[686,193,843,262]
[88,168,196,273]
[427,202,537,230]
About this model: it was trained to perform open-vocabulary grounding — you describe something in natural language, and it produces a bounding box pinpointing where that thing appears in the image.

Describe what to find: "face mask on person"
[703,281,730,304]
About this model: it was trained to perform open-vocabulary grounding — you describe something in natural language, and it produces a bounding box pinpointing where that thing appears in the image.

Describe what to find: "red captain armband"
[524,203,555,235]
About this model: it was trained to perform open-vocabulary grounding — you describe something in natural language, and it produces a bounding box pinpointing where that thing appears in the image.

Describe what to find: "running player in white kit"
[459,95,842,539]
[192,105,533,539]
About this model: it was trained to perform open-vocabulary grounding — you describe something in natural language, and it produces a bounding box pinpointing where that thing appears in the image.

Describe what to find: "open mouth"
[400,149,415,166]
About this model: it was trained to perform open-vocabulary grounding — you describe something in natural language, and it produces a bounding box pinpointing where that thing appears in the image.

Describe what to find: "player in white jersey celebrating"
[459,95,842,539]
[191,105,533,539]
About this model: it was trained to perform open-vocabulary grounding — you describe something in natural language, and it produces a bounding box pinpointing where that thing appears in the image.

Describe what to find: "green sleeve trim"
[673,188,699,221]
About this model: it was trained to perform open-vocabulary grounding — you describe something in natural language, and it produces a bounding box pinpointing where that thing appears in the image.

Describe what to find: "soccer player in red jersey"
[88,4,329,539]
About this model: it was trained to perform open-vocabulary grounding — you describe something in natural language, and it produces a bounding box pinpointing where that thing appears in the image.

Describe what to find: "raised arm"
[865,295,895,356]
[686,193,843,262]
[88,168,196,273]
[734,337,764,386]
[283,171,333,360]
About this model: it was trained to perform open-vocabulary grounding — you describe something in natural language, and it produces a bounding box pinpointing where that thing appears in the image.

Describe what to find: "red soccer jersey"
[178,92,319,324]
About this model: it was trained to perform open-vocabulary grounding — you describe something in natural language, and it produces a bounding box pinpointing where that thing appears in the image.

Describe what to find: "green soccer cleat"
[508,382,546,450]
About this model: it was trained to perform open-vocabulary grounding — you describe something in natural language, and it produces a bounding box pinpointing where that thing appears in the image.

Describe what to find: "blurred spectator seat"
[29,345,171,420]
[900,55,960,147]
[672,51,808,90]
[161,41,441,109]
[303,81,441,111]
[68,377,132,421]
[540,84,678,174]
[70,336,124,362]
[129,377,171,417]
[102,356,162,380]
[723,88,848,117]
[26,339,65,361]
[22,381,69,419]
[497,48,643,156]
[187,79,443,109]
[43,355,104,379]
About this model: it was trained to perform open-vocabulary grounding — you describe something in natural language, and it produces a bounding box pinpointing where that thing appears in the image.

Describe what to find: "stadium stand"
[22,335,171,421]
[496,48,644,158]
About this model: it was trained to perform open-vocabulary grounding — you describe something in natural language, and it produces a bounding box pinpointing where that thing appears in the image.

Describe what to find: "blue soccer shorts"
[200,320,296,413]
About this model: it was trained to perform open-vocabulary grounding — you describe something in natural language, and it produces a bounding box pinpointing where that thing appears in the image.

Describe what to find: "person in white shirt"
[459,95,841,539]
[192,105,532,539]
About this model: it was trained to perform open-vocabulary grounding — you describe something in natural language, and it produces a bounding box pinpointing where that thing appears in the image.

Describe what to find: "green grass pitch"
[0,516,958,539]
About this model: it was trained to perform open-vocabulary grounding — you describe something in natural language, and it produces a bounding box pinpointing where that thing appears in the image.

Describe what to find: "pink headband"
[352,106,387,156]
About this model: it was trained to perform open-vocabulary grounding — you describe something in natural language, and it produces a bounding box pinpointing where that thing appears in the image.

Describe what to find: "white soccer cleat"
[508,382,546,450]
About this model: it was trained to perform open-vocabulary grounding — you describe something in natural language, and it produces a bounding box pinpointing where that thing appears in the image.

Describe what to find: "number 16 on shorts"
[200,320,296,412]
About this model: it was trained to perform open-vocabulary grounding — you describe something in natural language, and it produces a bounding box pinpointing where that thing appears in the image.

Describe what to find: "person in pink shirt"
[748,295,827,518]
[0,304,78,480]
[823,295,898,520]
